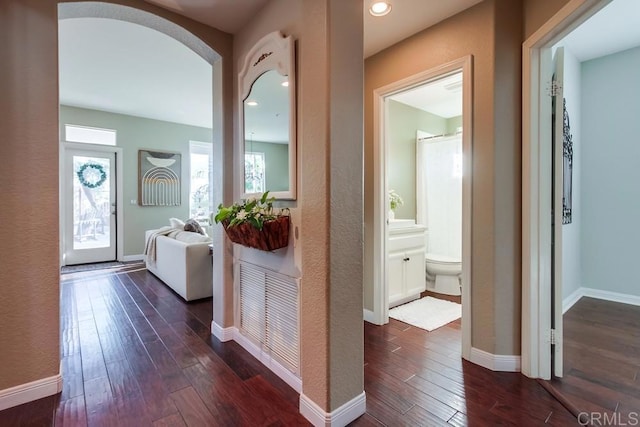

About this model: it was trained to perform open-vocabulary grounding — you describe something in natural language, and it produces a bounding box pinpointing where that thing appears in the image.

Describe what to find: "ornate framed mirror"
[239,31,296,200]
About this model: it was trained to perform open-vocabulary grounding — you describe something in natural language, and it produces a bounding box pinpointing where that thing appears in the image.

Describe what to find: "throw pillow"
[169,217,185,229]
[184,218,206,235]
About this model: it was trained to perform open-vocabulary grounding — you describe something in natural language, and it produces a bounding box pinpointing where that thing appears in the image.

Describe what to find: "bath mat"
[389,296,461,332]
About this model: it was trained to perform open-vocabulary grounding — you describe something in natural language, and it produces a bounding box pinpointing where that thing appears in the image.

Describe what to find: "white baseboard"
[582,287,640,307]
[469,347,520,372]
[363,309,377,324]
[211,321,234,342]
[562,287,640,314]
[121,254,145,262]
[300,391,366,427]
[562,287,583,314]
[0,374,62,411]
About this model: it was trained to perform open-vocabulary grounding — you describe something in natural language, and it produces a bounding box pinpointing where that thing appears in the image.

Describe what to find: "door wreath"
[77,162,107,189]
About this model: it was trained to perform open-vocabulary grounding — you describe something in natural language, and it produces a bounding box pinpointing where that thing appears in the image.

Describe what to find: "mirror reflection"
[243,70,290,194]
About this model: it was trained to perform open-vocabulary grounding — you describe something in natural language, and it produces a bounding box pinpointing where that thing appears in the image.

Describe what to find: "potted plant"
[389,189,404,220]
[214,191,290,251]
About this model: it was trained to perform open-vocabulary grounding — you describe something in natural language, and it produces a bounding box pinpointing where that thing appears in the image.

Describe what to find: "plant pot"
[222,216,290,251]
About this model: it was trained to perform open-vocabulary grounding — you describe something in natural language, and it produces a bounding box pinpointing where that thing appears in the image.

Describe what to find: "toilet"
[425,253,461,296]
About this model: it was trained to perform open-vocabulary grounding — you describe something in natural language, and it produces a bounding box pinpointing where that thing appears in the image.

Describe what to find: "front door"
[63,147,117,265]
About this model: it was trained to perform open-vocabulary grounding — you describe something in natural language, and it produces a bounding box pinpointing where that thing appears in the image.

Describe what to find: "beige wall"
[365,0,526,355]
[0,0,61,391]
[523,0,572,39]
[0,0,232,396]
[364,0,574,356]
[492,0,524,355]
[234,0,364,413]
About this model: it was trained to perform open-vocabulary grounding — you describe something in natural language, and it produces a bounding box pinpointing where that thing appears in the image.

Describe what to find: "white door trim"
[371,55,473,361]
[521,0,611,379]
[60,142,124,265]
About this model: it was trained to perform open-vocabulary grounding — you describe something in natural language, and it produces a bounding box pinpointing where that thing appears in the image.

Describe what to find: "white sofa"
[145,229,213,301]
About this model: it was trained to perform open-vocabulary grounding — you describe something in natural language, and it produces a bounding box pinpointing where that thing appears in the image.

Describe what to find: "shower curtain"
[416,133,462,259]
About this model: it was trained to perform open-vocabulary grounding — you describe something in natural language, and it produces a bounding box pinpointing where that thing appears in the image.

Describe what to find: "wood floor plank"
[169,386,218,427]
[2,266,616,427]
[55,395,87,427]
[153,413,187,427]
[77,319,108,382]
[143,338,192,392]
[243,375,311,426]
[105,360,141,400]
[365,365,458,423]
[550,297,640,419]
[83,376,119,427]
[347,412,385,427]
[60,353,84,402]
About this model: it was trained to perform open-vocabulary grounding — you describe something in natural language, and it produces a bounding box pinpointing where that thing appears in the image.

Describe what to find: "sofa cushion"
[184,218,207,235]
[173,230,211,244]
[167,230,182,239]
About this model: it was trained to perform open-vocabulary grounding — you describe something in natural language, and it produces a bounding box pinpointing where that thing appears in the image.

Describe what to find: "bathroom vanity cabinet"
[388,223,426,307]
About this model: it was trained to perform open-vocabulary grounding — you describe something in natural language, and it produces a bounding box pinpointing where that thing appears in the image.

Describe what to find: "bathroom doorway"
[370,56,472,360]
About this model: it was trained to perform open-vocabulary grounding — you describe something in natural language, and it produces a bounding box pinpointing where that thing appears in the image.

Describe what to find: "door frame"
[370,55,473,361]
[60,142,124,266]
[521,0,611,379]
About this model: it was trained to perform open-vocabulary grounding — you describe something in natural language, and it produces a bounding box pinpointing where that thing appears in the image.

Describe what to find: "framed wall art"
[138,149,181,206]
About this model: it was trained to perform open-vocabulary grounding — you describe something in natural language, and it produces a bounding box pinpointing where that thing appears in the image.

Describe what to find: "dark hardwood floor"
[4,265,623,426]
[353,317,578,426]
[545,297,640,425]
[0,265,307,426]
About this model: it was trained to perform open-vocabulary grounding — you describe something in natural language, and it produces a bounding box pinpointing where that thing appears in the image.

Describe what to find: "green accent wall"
[387,99,449,219]
[244,140,289,192]
[60,105,212,256]
[446,116,463,135]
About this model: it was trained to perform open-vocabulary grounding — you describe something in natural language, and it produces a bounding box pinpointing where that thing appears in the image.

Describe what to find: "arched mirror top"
[239,31,296,200]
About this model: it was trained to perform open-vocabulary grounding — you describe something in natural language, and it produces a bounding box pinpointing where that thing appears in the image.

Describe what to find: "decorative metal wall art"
[138,150,181,206]
[562,98,573,225]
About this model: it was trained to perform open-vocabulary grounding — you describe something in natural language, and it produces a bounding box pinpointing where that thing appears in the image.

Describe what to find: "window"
[245,152,265,193]
[65,124,116,146]
[189,141,213,221]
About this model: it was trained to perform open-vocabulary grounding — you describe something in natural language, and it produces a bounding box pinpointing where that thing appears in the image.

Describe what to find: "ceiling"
[390,72,463,119]
[58,0,640,130]
[559,0,640,61]
[363,0,483,57]
[142,0,269,35]
[59,18,213,128]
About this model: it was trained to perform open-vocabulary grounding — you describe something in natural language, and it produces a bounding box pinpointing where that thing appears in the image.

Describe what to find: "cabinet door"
[404,247,427,297]
[388,251,405,305]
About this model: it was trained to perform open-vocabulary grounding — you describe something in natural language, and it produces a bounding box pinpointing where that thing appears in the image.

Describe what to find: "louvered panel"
[237,261,300,377]
[265,274,299,373]
[239,263,265,345]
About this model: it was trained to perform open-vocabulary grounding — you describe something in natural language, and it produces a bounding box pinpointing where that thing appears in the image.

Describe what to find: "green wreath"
[77,162,107,189]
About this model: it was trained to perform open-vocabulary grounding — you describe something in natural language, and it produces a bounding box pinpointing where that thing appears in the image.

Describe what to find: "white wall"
[559,46,582,300]
[581,46,640,296]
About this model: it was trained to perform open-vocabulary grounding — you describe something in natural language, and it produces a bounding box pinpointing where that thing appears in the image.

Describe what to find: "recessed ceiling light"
[369,1,391,17]
[281,81,289,87]
[246,100,258,106]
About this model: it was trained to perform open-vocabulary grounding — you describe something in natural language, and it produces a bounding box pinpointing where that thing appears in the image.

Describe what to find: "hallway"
[0,265,584,426]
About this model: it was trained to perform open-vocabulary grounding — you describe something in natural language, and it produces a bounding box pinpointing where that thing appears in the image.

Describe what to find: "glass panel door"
[64,148,116,265]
